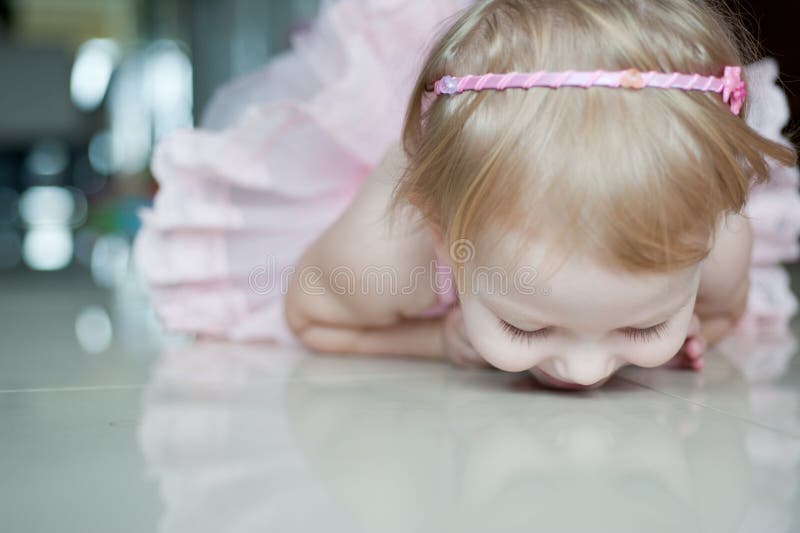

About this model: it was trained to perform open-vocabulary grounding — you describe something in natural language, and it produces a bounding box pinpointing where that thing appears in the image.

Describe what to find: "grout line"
[617,376,800,439]
[0,384,145,394]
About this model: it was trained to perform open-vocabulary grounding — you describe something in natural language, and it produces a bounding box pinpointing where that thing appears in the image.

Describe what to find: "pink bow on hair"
[722,66,747,115]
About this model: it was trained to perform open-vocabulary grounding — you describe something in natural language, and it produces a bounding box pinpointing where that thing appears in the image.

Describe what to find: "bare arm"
[695,211,753,347]
[294,316,446,360]
[284,139,447,360]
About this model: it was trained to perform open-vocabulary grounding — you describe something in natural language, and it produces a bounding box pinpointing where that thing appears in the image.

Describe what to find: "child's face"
[454,238,702,389]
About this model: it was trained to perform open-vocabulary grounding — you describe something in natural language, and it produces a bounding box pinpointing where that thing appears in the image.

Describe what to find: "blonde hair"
[390,0,798,276]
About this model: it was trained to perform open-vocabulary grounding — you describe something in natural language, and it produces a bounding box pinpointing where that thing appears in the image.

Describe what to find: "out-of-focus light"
[19,186,74,226]
[106,41,193,178]
[68,187,89,227]
[71,39,122,112]
[22,226,73,271]
[0,229,21,269]
[24,140,69,185]
[73,154,108,195]
[74,227,98,267]
[0,187,19,224]
[91,234,130,288]
[88,130,113,176]
[75,305,113,354]
[108,55,151,176]
[145,40,193,141]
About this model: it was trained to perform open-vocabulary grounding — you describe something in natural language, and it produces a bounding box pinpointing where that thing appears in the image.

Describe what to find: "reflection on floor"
[2,267,800,533]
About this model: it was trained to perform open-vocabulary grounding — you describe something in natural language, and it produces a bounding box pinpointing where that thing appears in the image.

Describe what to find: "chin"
[529,368,612,391]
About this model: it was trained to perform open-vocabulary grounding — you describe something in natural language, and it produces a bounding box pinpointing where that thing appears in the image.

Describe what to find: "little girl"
[135,0,800,389]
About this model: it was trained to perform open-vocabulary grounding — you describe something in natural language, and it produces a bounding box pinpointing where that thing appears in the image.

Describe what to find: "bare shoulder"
[285,140,439,332]
[695,211,753,317]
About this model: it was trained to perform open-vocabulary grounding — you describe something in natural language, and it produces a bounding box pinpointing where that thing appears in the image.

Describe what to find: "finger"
[686,337,706,359]
[669,350,704,371]
[687,313,701,338]
[687,352,703,370]
[696,336,707,355]
[685,338,700,358]
[665,336,704,371]
[684,339,705,370]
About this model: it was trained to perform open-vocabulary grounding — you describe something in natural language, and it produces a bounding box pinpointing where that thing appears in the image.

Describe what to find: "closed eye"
[498,319,551,343]
[620,321,669,342]
[499,318,670,344]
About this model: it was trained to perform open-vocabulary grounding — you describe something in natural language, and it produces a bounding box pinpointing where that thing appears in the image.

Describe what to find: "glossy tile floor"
[2,266,800,533]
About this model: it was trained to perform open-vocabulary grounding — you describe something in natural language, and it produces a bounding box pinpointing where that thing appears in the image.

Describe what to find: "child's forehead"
[470,235,701,308]
[474,254,700,329]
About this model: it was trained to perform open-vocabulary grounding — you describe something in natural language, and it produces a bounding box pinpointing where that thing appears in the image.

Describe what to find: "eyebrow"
[484,290,695,329]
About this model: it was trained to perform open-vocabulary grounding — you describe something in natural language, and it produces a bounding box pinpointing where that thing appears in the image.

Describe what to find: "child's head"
[453,234,703,387]
[390,0,797,385]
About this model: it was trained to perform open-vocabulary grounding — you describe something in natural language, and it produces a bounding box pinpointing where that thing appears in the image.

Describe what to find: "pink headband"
[430,66,746,115]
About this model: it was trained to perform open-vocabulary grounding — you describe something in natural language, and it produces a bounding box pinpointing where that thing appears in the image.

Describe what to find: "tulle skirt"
[133,0,800,344]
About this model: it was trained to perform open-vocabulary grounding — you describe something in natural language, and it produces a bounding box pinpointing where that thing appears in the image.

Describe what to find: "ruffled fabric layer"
[133,0,800,343]
[134,0,472,343]
[735,57,800,335]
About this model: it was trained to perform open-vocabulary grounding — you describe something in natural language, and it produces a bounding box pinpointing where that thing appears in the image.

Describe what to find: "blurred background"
[0,0,321,278]
[0,0,797,352]
[0,0,322,358]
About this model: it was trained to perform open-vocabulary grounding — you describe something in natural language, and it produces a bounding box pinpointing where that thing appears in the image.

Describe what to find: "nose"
[557,353,615,386]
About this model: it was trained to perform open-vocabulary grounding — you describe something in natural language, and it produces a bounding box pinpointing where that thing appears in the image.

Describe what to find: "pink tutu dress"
[133,0,800,345]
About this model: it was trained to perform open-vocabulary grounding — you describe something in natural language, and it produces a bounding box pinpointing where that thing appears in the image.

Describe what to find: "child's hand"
[665,313,706,371]
[442,306,490,368]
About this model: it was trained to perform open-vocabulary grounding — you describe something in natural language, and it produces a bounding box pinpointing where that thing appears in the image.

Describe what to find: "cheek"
[626,316,693,368]
[459,302,541,372]
[626,336,683,367]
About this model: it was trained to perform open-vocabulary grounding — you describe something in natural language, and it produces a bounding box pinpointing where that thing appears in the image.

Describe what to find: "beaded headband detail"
[430,66,746,115]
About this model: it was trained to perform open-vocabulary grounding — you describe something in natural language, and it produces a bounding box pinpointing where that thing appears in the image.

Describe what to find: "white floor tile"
[0,271,158,390]
[135,341,800,533]
[0,388,161,533]
[618,331,800,438]
[3,268,800,532]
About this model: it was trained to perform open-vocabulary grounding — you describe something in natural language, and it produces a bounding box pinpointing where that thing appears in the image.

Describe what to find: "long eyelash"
[622,321,669,342]
[498,319,550,343]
